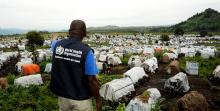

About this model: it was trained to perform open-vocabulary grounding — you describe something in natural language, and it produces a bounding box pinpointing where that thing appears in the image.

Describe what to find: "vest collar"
[69,35,82,41]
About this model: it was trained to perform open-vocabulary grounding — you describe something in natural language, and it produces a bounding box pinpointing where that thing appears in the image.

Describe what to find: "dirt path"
[112,63,220,111]
[139,63,220,111]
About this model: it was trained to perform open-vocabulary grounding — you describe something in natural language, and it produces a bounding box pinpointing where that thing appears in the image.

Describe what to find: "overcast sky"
[0,0,220,30]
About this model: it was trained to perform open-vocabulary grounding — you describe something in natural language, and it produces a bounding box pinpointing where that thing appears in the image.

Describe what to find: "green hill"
[172,8,220,32]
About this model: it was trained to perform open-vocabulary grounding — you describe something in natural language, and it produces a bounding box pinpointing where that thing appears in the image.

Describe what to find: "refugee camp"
[0,0,220,111]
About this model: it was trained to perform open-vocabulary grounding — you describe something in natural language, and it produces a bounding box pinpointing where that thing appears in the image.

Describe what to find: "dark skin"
[87,76,102,111]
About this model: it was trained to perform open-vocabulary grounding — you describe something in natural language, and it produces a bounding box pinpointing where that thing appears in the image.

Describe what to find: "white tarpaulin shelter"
[18,44,25,51]
[128,56,142,68]
[164,72,190,93]
[44,63,52,73]
[143,47,154,56]
[99,77,135,102]
[107,55,122,66]
[142,57,158,73]
[124,67,148,84]
[126,88,161,111]
[186,61,199,75]
[180,47,196,57]
[200,48,215,59]
[213,65,220,79]
[16,60,33,72]
[98,55,107,62]
[14,74,43,87]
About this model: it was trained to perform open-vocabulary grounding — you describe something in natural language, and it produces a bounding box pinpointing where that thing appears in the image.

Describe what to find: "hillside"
[172,8,220,32]
[87,25,172,33]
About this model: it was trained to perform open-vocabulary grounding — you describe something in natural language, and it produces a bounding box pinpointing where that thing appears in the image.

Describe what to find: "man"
[50,20,101,111]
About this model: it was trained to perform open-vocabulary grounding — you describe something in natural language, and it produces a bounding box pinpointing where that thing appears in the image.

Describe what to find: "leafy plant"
[115,103,125,111]
[150,99,162,111]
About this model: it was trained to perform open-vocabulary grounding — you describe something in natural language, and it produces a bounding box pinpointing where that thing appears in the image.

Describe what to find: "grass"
[179,56,220,79]
[1,73,123,111]
[150,98,162,111]
[0,81,58,111]
[97,74,123,85]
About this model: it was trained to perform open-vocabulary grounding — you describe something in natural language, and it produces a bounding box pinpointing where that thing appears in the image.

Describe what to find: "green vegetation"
[0,73,123,111]
[174,28,184,36]
[26,31,44,47]
[115,103,126,111]
[121,54,132,65]
[150,99,162,111]
[87,8,220,35]
[179,56,220,79]
[160,34,170,42]
[172,8,220,32]
[0,82,58,111]
[39,60,51,73]
[26,31,45,59]
[199,30,209,37]
[98,74,123,85]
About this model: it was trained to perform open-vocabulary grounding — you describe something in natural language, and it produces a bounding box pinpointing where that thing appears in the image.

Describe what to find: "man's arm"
[87,76,102,111]
[84,50,102,111]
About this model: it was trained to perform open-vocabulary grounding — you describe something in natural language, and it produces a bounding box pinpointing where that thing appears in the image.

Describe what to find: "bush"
[0,82,58,111]
[6,74,18,85]
[174,28,184,36]
[26,31,44,46]
[160,34,170,42]
[26,31,44,53]
[121,55,130,65]
[115,103,125,111]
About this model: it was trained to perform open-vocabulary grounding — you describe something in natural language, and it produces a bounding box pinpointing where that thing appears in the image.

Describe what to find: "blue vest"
[50,37,92,100]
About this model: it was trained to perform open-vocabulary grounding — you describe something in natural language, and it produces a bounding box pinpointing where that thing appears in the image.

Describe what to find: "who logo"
[56,45,65,55]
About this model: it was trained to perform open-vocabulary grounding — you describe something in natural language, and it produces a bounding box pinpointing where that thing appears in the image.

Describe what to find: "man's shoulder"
[80,43,92,51]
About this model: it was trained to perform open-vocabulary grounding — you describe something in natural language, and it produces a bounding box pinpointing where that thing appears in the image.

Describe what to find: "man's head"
[69,20,86,40]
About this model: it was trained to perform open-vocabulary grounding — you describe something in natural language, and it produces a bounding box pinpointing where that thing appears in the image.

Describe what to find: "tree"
[174,28,184,36]
[199,30,208,37]
[160,34,170,42]
[26,31,44,46]
[26,31,44,63]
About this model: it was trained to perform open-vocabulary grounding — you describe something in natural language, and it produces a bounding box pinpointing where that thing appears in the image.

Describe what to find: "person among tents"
[102,61,110,74]
[50,20,101,111]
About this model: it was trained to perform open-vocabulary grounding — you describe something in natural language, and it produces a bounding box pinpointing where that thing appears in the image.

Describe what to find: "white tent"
[14,74,43,87]
[141,57,158,73]
[213,65,220,79]
[126,88,161,111]
[18,44,25,51]
[98,55,107,62]
[99,77,135,102]
[128,56,142,68]
[200,48,215,59]
[124,67,148,84]
[164,72,190,93]
[44,63,52,73]
[107,55,122,66]
[186,61,199,75]
[143,47,154,56]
